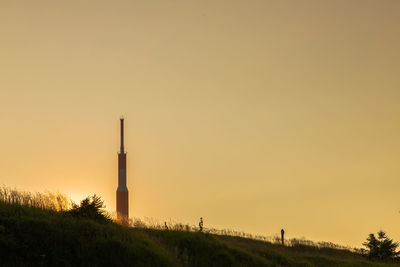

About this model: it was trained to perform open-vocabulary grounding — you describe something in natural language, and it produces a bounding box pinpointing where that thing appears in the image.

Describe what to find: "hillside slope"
[0,201,397,267]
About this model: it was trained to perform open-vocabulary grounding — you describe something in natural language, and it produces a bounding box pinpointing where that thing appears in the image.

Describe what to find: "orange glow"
[1,0,400,247]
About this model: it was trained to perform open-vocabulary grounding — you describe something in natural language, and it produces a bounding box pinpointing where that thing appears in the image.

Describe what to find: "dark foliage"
[66,194,111,223]
[143,229,270,267]
[0,201,174,267]
[0,195,399,266]
[363,231,400,261]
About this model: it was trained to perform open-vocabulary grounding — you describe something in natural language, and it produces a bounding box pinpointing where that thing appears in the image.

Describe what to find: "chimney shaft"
[117,117,129,223]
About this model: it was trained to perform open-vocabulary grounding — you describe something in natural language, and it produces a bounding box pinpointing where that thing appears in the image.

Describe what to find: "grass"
[0,201,175,266]
[0,187,399,266]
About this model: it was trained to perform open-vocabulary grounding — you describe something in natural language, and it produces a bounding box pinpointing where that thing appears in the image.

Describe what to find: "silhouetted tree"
[363,231,399,261]
[67,195,111,223]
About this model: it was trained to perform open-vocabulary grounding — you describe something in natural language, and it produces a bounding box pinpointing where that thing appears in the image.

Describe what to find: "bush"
[363,230,399,261]
[66,194,111,223]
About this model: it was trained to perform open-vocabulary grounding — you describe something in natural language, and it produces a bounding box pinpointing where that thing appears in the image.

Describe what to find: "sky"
[1,0,400,247]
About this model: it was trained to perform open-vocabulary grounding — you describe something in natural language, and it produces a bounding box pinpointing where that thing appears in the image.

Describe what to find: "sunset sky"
[1,0,400,247]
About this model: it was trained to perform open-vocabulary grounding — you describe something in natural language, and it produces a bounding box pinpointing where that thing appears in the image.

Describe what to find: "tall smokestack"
[116,117,129,222]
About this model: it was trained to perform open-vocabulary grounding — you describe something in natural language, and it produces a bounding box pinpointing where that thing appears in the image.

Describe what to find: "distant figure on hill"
[281,229,285,245]
[164,222,168,230]
[199,217,203,232]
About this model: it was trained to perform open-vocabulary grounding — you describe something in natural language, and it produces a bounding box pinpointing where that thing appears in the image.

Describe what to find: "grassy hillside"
[0,201,398,266]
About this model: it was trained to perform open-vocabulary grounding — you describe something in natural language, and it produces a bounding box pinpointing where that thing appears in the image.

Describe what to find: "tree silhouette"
[363,230,399,261]
[67,194,111,223]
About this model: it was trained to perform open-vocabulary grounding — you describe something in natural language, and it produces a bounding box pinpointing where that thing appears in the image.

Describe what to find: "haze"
[1,0,399,247]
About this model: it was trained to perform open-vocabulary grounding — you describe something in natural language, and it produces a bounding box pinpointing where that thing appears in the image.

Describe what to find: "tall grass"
[0,186,356,253]
[0,186,359,252]
[0,185,70,211]
[0,186,395,266]
[131,217,355,252]
[0,186,366,255]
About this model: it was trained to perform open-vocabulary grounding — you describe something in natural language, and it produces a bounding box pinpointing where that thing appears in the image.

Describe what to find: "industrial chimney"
[116,117,129,222]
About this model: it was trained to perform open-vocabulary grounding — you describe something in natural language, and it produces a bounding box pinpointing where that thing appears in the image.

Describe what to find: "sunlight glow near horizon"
[1,0,400,247]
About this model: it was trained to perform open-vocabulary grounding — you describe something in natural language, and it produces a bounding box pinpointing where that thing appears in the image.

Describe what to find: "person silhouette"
[199,217,203,232]
[281,229,285,245]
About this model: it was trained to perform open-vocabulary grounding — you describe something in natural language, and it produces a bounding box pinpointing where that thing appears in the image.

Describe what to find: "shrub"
[66,194,111,223]
[363,230,399,261]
